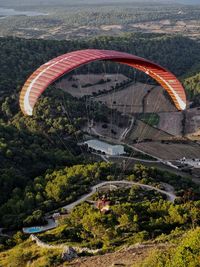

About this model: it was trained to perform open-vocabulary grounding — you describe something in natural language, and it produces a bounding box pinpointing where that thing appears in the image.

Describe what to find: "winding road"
[28,180,176,256]
[21,180,176,235]
[62,180,176,212]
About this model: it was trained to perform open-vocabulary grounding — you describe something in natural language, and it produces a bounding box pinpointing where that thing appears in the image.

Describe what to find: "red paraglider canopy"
[20,49,186,115]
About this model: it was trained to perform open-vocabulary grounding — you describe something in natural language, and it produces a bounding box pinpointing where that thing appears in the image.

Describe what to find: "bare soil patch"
[101,24,123,31]
[144,86,176,113]
[158,112,183,136]
[70,244,166,267]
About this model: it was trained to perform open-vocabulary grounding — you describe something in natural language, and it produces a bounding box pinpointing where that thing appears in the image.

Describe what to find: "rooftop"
[84,139,124,156]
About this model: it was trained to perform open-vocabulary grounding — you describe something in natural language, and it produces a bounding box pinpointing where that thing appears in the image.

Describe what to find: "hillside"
[0,216,199,266]
[135,227,200,267]
[0,163,199,265]
[0,34,200,228]
[0,34,200,266]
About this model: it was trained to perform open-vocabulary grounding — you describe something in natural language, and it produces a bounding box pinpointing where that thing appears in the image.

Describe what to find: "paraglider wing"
[20,49,186,115]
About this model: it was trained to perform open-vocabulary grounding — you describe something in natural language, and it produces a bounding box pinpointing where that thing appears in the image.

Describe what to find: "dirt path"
[70,243,167,267]
[120,116,135,141]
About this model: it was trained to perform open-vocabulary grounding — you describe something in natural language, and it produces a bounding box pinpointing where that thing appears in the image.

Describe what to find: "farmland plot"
[56,74,128,98]
[185,108,200,139]
[144,86,176,113]
[158,112,183,136]
[133,141,200,160]
[94,83,153,114]
[126,120,172,141]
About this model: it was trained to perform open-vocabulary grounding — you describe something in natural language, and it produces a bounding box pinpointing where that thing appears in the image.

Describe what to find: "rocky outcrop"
[61,247,78,261]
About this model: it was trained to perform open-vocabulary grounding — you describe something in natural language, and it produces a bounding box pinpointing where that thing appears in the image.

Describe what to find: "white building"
[180,158,200,168]
[84,139,124,156]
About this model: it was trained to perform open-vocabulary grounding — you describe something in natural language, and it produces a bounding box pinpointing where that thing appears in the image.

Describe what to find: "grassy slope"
[0,227,199,267]
[0,239,62,267]
[135,227,200,267]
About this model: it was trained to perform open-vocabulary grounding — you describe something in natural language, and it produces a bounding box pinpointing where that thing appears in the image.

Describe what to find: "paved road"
[100,154,110,163]
[87,128,179,170]
[108,154,158,163]
[20,180,176,235]
[93,152,157,164]
[94,153,156,164]
[120,143,180,169]
[62,180,176,212]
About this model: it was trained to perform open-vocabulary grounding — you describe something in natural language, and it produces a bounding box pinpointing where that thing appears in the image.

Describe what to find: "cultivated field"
[127,120,172,141]
[96,83,147,113]
[94,83,175,114]
[149,108,200,139]
[144,86,176,113]
[133,141,200,160]
[158,112,183,136]
[94,82,148,114]
[59,74,200,143]
[57,74,128,98]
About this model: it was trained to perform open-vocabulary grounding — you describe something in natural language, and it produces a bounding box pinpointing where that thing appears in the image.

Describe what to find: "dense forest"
[0,34,200,99]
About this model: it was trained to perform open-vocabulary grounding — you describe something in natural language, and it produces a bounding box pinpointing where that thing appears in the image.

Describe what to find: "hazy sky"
[0,0,199,6]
